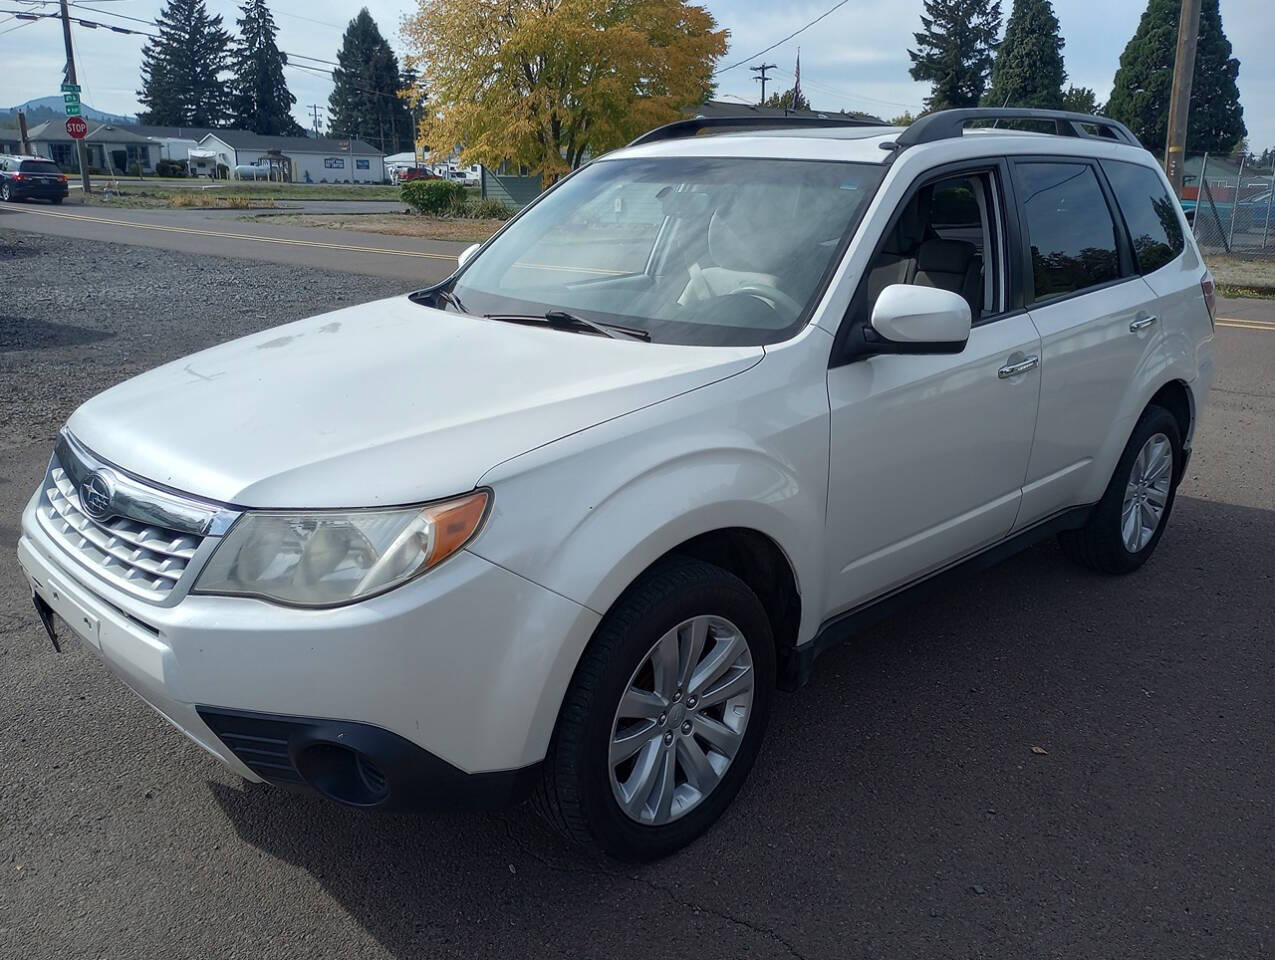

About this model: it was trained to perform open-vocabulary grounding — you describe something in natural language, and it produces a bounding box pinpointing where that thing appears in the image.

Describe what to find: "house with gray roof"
[196,131,385,183]
[25,120,160,173]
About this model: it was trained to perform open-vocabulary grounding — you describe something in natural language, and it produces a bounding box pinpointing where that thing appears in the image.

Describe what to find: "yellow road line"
[1216,319,1275,331]
[1216,316,1275,327]
[13,207,459,261]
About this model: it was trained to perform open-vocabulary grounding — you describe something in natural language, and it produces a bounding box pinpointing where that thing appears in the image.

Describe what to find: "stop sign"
[66,116,88,139]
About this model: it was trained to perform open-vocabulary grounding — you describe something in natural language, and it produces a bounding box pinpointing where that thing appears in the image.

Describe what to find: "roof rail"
[891,108,1140,151]
[629,114,888,148]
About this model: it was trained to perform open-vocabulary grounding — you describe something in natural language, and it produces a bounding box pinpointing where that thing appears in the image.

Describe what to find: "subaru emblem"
[79,471,114,521]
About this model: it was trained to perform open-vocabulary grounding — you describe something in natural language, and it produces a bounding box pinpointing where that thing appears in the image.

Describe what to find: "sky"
[1,0,1271,152]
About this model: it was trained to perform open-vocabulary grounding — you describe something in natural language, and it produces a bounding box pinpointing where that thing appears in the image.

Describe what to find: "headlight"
[193,491,489,607]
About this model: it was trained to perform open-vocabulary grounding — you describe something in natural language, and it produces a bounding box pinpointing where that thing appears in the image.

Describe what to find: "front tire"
[1,182,12,202]
[536,557,774,861]
[1059,405,1182,574]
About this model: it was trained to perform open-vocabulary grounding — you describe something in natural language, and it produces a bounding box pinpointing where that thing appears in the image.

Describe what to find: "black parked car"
[0,155,69,204]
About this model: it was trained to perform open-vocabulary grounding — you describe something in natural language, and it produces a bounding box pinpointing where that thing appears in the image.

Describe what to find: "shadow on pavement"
[0,314,114,352]
[209,494,1275,959]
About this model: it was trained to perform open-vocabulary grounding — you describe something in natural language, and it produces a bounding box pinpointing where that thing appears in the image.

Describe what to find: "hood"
[66,297,761,507]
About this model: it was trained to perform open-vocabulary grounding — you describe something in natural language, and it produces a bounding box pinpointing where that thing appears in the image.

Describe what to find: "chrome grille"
[40,462,205,598]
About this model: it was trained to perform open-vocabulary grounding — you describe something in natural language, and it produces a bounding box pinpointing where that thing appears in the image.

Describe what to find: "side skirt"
[779,504,1094,690]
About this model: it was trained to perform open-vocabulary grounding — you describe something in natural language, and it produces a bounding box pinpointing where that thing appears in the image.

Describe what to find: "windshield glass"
[446,156,884,345]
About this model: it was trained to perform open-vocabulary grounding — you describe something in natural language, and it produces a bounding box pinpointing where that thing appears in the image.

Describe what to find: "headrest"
[917,238,976,275]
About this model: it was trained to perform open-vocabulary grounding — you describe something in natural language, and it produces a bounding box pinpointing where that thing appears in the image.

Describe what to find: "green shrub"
[155,158,187,178]
[127,161,143,176]
[467,198,514,219]
[401,178,467,214]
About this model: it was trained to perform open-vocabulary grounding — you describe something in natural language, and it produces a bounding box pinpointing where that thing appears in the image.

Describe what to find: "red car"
[396,166,439,183]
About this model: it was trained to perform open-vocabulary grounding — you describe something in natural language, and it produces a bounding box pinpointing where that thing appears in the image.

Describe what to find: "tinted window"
[1102,159,1184,273]
[19,160,62,175]
[1016,162,1120,302]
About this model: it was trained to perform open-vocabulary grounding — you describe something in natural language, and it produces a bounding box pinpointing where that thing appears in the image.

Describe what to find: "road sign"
[64,93,80,105]
[61,82,81,93]
[66,116,88,139]
[65,103,81,117]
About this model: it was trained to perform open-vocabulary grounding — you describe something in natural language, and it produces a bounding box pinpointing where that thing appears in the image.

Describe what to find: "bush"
[215,163,229,180]
[401,178,467,214]
[155,158,187,178]
[464,198,514,219]
[127,161,143,177]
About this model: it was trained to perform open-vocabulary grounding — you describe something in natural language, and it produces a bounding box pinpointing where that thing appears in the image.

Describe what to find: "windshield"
[445,156,884,345]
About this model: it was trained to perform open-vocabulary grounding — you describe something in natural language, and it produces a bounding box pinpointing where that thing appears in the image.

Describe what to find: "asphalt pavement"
[1,229,1272,959]
[0,198,464,281]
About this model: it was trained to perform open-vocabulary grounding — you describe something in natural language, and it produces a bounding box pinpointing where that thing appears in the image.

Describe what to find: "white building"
[196,131,385,183]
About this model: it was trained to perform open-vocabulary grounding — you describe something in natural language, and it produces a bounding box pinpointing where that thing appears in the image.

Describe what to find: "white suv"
[18,109,1215,860]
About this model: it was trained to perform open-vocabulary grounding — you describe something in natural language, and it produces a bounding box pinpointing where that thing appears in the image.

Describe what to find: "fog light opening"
[295,743,390,807]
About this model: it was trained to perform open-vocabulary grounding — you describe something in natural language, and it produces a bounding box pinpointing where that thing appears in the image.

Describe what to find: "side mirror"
[457,243,481,269]
[869,284,971,353]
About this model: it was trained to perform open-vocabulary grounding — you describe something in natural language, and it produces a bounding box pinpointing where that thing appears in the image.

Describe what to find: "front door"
[823,163,1042,615]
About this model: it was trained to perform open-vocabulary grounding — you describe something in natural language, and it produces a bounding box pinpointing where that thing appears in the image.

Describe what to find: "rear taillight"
[10,173,23,181]
[1200,272,1216,327]
[58,175,68,183]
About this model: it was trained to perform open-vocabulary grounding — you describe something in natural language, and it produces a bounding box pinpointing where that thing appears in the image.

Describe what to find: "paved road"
[1,230,1272,959]
[0,199,463,282]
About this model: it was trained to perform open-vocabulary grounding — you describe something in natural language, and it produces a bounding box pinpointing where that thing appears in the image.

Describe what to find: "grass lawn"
[243,212,506,244]
[1206,254,1275,299]
[76,179,403,205]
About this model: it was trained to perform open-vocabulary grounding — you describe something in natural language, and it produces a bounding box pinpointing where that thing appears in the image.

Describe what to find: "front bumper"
[18,493,600,809]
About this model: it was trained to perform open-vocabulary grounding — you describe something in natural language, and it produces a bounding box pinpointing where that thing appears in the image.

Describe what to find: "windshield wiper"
[486,310,651,342]
[434,287,468,314]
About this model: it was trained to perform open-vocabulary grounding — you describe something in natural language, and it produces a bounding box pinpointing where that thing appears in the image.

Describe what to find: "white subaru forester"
[19,109,1215,860]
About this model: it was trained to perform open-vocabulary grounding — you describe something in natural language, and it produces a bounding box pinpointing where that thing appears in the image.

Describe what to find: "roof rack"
[629,114,888,148]
[891,108,1140,151]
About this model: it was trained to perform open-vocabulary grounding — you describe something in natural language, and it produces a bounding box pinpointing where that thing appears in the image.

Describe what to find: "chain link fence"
[1184,152,1275,255]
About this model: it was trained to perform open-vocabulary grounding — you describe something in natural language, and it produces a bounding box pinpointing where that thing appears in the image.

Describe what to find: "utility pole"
[1164,0,1202,195]
[17,111,32,155]
[58,0,91,194]
[750,63,777,105]
[308,104,323,137]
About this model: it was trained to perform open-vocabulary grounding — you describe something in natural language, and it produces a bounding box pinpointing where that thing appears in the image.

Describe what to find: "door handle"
[998,355,1040,379]
[1129,315,1158,332]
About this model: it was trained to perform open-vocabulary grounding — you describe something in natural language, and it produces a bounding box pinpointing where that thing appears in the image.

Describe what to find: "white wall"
[290,151,384,184]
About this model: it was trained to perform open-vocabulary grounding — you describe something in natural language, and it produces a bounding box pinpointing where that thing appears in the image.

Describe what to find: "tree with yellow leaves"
[400,0,727,180]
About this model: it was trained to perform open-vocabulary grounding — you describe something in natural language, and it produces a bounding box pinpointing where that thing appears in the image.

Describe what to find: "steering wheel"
[725,284,804,320]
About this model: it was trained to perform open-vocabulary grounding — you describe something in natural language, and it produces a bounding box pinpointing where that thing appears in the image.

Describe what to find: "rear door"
[1010,158,1159,529]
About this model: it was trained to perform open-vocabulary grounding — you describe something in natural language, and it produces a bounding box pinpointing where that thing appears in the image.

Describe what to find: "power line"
[714,0,853,75]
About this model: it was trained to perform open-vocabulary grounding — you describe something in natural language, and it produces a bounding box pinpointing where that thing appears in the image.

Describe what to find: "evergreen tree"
[1106,0,1244,155]
[982,0,1066,109]
[328,9,415,154]
[137,0,232,127]
[762,88,811,111]
[1061,85,1102,115]
[908,0,1002,111]
[230,0,303,135]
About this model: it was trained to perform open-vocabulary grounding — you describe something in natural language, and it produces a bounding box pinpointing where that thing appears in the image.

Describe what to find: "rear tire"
[536,556,774,861]
[51,196,63,205]
[1059,405,1182,574]
[1,183,11,202]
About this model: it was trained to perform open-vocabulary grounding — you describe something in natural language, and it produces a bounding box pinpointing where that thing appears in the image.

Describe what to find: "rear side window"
[1101,159,1185,274]
[1015,162,1120,302]
[19,160,62,175]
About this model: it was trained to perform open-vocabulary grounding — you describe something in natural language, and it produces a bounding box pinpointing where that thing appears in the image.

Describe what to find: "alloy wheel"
[1121,431,1173,552]
[609,615,754,826]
